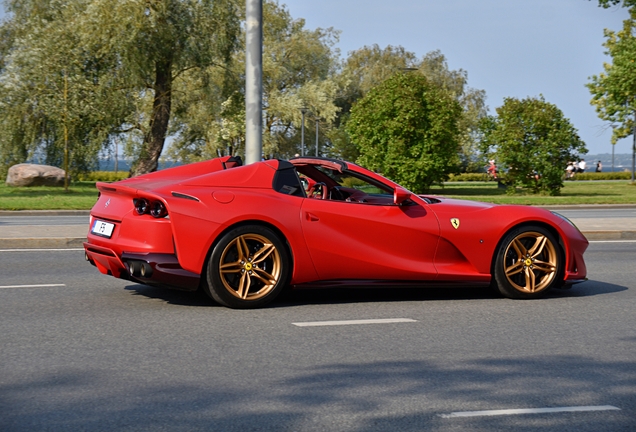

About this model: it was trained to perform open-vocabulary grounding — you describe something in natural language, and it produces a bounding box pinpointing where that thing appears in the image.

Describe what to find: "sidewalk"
[0,207,634,249]
[0,210,89,249]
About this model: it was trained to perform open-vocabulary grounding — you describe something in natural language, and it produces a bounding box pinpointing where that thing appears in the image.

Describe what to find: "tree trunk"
[131,59,172,176]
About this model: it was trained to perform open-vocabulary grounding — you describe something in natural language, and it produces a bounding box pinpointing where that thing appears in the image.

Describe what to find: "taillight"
[133,198,167,218]
[149,201,167,218]
[133,198,149,215]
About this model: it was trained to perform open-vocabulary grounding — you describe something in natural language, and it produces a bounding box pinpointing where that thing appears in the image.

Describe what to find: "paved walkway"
[0,207,634,249]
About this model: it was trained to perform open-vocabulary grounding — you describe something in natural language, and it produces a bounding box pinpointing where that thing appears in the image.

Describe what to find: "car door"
[300,197,440,281]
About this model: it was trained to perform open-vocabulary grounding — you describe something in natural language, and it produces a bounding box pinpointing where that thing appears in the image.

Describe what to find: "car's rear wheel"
[205,225,290,309]
[494,226,562,299]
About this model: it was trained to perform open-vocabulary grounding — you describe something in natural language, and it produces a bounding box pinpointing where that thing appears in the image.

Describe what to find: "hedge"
[447,173,491,182]
[447,171,634,182]
[75,171,129,182]
[568,171,633,180]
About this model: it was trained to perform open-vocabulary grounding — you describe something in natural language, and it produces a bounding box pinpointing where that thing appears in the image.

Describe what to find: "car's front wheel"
[494,226,562,299]
[205,225,290,309]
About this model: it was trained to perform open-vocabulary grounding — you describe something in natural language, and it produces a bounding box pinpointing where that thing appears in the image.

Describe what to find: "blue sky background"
[0,1,631,155]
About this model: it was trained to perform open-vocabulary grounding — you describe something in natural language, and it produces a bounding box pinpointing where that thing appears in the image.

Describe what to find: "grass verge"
[0,182,100,210]
[430,181,636,205]
[1,180,635,210]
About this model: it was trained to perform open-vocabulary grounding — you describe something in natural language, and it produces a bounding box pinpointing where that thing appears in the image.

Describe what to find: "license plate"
[91,220,115,238]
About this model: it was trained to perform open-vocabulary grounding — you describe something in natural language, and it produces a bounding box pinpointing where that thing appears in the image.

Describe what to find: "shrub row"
[447,173,491,182]
[448,171,634,182]
[75,171,129,182]
[569,171,633,180]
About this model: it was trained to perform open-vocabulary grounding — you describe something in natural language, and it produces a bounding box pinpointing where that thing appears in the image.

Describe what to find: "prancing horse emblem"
[104,198,111,209]
[450,218,460,229]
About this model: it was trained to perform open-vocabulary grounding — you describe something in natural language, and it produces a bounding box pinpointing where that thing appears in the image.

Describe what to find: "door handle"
[306,212,319,222]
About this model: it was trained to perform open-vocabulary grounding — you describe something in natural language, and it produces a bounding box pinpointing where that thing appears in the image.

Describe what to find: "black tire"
[204,225,290,309]
[494,225,562,299]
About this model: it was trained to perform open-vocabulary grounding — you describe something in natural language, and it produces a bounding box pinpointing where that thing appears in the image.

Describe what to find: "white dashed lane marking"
[438,405,621,418]
[0,284,66,289]
[292,318,417,327]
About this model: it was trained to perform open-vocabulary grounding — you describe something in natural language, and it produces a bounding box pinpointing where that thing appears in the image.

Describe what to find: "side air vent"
[171,192,200,202]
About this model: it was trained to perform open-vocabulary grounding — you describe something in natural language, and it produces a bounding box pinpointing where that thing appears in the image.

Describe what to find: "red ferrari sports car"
[84,156,588,308]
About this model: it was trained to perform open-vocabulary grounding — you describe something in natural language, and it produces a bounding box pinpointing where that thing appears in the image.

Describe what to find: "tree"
[596,0,636,8]
[0,0,241,177]
[331,45,487,168]
[588,1,636,179]
[0,0,131,178]
[480,96,587,195]
[80,0,240,176]
[346,72,462,193]
[166,0,340,162]
[417,50,488,172]
[587,6,636,144]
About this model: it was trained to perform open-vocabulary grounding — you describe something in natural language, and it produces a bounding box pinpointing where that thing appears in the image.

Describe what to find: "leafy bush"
[347,73,462,193]
[480,96,587,195]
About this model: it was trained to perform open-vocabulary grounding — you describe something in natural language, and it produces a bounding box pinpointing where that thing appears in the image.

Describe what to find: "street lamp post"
[315,117,320,157]
[632,109,635,183]
[245,0,263,164]
[300,107,308,156]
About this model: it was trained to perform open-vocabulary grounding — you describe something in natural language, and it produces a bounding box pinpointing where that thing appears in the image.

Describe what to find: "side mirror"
[393,186,412,205]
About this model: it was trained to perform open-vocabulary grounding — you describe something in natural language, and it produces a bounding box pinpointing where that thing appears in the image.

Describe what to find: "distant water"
[98,159,182,172]
[583,153,634,172]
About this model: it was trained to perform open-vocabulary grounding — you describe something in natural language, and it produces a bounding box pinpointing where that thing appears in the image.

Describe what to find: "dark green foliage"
[74,171,129,182]
[346,73,462,193]
[480,96,587,195]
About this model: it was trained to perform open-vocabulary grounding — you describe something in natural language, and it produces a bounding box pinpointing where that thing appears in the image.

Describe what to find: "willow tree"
[0,0,240,177]
[166,0,340,162]
[0,0,131,177]
[80,0,240,175]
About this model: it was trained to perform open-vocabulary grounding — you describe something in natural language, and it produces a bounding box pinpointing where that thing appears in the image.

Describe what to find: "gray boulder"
[6,163,67,187]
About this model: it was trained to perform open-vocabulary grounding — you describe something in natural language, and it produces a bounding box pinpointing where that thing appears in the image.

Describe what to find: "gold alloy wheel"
[218,233,282,300]
[503,231,558,293]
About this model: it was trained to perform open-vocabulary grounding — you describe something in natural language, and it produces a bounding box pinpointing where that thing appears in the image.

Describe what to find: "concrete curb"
[0,210,91,216]
[0,237,86,249]
[580,231,636,241]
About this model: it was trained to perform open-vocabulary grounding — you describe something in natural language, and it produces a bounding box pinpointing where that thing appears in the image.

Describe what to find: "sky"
[0,1,631,155]
[280,0,629,156]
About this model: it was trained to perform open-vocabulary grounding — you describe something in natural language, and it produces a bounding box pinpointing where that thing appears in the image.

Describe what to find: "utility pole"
[315,117,320,157]
[63,71,69,192]
[300,107,308,156]
[632,109,635,183]
[245,0,262,164]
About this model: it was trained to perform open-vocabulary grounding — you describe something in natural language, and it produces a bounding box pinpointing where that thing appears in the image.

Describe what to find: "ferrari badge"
[450,218,460,229]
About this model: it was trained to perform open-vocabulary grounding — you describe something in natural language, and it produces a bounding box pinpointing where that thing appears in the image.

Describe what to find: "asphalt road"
[1,241,635,431]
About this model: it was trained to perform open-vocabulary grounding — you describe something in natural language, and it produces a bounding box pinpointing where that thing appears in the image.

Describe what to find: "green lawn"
[429,181,636,205]
[1,180,635,210]
[0,182,100,210]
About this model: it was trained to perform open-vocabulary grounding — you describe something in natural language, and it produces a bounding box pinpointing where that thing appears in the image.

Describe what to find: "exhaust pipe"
[128,261,140,277]
[127,260,153,278]
[140,262,153,278]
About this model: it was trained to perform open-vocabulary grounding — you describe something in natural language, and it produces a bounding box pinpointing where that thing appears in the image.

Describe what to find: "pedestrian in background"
[596,160,602,172]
